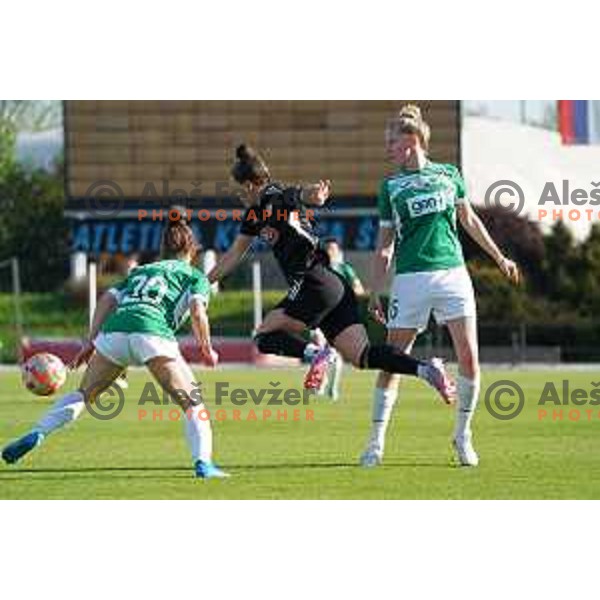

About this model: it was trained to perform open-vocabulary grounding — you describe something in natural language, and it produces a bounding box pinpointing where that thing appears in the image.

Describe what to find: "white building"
[462,104,600,241]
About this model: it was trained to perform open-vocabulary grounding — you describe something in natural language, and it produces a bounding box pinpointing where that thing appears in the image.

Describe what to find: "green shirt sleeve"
[107,276,129,303]
[332,261,362,288]
[189,271,211,307]
[341,262,359,284]
[377,178,394,227]
[447,165,467,204]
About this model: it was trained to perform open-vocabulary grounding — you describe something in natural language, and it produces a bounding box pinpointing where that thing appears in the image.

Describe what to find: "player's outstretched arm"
[71,292,118,368]
[301,179,331,206]
[208,234,254,284]
[190,298,218,367]
[368,226,395,324]
[457,202,521,285]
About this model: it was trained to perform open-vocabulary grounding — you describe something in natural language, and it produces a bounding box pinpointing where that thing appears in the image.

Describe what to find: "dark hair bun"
[169,205,188,226]
[236,144,254,161]
[231,144,270,185]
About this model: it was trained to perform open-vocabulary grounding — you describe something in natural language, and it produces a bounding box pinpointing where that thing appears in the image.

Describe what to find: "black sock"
[359,344,422,376]
[254,330,308,360]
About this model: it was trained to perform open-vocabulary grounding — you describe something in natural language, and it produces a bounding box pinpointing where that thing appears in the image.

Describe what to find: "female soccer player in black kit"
[209,145,455,403]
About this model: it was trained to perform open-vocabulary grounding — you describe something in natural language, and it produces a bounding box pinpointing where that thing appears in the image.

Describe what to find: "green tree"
[0,121,16,179]
[0,100,61,132]
[0,161,69,291]
[541,221,580,304]
[461,205,546,290]
[0,102,68,291]
[469,261,529,323]
[576,223,600,315]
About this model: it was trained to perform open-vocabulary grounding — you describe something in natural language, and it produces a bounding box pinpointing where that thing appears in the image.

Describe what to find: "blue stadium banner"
[67,197,380,255]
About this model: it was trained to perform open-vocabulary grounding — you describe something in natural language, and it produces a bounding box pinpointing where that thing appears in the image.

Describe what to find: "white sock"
[185,403,213,463]
[35,391,85,436]
[303,343,320,363]
[369,387,398,451]
[454,374,480,440]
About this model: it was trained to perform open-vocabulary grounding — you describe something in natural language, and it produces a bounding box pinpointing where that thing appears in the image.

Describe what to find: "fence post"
[11,257,24,362]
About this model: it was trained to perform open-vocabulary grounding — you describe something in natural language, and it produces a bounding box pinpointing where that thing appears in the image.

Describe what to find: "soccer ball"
[22,353,67,396]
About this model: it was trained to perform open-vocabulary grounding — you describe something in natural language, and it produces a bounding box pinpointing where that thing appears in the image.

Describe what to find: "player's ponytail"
[161,208,201,262]
[387,103,431,150]
[231,144,270,185]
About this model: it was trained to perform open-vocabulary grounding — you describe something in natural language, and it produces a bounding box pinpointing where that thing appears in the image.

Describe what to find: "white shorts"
[94,332,182,367]
[387,266,476,332]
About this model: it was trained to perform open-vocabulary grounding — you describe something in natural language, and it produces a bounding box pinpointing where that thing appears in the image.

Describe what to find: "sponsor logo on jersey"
[406,192,451,218]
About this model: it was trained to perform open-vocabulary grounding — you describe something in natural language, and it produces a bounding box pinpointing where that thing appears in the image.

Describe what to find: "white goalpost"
[88,260,97,330]
[252,259,263,331]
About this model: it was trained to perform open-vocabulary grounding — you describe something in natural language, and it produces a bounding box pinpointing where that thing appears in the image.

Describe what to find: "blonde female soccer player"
[361,105,521,468]
[2,218,228,479]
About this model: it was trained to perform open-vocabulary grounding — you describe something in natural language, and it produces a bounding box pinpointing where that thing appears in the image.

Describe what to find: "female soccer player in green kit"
[2,218,228,479]
[361,105,521,468]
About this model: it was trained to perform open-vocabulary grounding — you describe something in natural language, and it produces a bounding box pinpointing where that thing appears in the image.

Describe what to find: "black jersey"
[240,182,325,286]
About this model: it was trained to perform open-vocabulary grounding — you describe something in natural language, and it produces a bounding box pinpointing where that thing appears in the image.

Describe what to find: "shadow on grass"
[0,460,447,479]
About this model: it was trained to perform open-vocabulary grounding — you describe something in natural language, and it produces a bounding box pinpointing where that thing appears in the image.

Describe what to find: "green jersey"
[378,161,467,274]
[101,260,211,341]
[330,261,360,287]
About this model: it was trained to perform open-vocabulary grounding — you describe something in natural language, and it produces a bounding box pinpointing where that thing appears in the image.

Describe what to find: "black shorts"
[276,264,361,341]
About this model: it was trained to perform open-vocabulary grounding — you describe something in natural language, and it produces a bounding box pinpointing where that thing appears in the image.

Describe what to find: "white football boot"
[453,434,479,467]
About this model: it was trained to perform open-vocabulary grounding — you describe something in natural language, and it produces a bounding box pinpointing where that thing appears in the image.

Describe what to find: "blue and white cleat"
[360,441,383,468]
[194,460,230,479]
[2,431,45,464]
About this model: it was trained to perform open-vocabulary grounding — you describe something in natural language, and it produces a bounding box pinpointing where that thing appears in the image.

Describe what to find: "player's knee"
[328,338,360,366]
[352,357,364,368]
[344,344,367,369]
[169,388,193,410]
[254,331,276,355]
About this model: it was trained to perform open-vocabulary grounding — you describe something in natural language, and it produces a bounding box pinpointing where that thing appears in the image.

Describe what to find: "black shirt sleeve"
[281,185,304,209]
[239,183,304,237]
[239,207,262,236]
[261,183,303,210]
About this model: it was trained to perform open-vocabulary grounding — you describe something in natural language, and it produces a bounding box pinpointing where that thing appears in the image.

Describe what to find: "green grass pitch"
[1,367,599,499]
